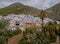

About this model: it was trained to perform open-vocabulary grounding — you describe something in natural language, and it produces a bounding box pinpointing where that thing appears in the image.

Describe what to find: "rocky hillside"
[46,3,60,21]
[0,3,40,16]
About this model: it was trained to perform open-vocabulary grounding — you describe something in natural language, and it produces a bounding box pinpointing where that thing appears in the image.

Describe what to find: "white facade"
[0,16,2,20]
[0,14,60,30]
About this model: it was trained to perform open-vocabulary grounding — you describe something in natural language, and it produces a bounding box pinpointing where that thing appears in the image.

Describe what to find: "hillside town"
[0,14,60,31]
[0,0,60,44]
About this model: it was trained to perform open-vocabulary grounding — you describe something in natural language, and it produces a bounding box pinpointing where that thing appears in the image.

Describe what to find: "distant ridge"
[7,3,24,7]
[46,3,60,21]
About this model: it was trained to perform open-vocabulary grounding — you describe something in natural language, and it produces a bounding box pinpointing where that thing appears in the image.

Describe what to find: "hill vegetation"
[0,3,40,16]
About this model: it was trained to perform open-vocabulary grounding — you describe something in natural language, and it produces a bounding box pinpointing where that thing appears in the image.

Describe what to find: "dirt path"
[8,32,23,44]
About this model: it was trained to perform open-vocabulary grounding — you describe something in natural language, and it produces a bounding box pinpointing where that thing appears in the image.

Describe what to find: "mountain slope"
[0,2,60,21]
[0,3,40,16]
[46,3,60,21]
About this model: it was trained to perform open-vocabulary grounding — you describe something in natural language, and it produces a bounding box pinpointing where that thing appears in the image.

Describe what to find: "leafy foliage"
[7,28,21,38]
[0,19,9,29]
[43,21,57,42]
[0,37,6,44]
[0,19,21,44]
[19,28,50,44]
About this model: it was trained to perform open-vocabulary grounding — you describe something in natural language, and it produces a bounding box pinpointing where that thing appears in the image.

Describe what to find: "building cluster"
[0,14,60,31]
[5,14,42,31]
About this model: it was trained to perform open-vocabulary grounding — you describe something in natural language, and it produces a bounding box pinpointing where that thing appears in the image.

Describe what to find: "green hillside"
[0,3,40,16]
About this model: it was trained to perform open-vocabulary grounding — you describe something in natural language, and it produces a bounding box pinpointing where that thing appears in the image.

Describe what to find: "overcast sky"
[0,0,60,10]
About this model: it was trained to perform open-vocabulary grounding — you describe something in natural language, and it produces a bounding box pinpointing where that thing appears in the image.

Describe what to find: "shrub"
[43,22,57,43]
[0,37,7,44]
[13,28,21,35]
[55,24,60,36]
[6,28,21,38]
[6,30,15,38]
[0,19,9,29]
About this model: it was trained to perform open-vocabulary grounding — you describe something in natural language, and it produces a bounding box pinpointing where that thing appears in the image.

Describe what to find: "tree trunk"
[42,18,44,28]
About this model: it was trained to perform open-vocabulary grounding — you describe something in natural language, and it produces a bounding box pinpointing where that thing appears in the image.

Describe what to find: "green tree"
[39,10,48,29]
[0,19,9,29]
[44,21,57,42]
